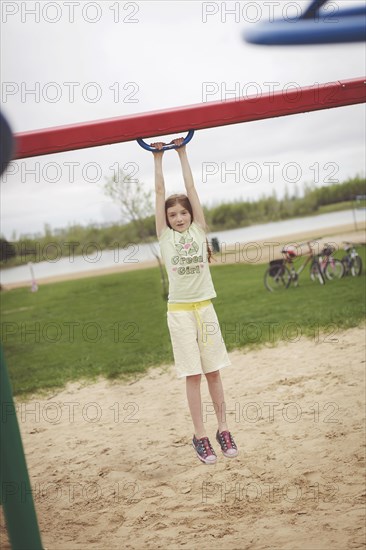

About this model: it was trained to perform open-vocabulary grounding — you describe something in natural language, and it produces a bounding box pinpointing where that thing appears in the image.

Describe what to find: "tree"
[104,170,154,232]
[104,169,168,300]
[0,238,16,262]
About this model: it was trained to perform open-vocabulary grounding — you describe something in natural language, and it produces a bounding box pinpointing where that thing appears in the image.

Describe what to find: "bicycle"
[264,239,325,292]
[316,243,345,280]
[341,241,363,276]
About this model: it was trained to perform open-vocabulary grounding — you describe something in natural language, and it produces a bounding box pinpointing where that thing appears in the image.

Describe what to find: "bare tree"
[104,169,168,300]
[104,171,153,227]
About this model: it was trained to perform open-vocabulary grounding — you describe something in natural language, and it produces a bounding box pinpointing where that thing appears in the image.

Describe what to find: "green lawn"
[1,247,365,396]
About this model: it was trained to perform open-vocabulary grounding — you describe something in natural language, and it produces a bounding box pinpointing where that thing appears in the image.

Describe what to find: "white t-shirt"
[158,221,217,303]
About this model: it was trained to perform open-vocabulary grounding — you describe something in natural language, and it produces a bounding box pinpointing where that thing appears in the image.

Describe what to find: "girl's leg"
[186,374,206,439]
[206,370,238,458]
[205,370,229,433]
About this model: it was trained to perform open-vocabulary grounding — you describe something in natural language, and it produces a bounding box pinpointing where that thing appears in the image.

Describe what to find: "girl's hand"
[171,137,186,153]
[151,142,166,156]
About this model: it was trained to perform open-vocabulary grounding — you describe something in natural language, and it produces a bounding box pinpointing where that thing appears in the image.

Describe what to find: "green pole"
[0,346,43,550]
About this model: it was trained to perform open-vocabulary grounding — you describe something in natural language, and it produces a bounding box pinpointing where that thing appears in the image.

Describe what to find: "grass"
[1,247,365,397]
[316,201,359,215]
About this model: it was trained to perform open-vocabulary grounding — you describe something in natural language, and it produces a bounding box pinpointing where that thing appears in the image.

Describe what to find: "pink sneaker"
[216,430,238,458]
[192,435,217,464]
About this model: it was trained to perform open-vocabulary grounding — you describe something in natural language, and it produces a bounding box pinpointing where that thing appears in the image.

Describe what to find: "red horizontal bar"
[14,77,366,159]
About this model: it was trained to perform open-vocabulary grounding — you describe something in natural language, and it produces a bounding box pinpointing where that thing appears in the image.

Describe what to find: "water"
[1,209,364,285]
[207,208,364,244]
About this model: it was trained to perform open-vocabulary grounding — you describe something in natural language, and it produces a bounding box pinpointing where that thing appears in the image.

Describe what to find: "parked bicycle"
[341,241,363,276]
[264,239,324,292]
[316,243,345,280]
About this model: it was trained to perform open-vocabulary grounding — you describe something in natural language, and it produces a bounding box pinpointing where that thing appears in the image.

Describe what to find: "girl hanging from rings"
[152,137,238,464]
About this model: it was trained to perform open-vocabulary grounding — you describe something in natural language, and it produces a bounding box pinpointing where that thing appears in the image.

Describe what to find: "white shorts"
[167,301,231,379]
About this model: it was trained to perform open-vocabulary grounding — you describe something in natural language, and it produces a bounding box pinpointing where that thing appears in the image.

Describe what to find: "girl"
[152,138,238,465]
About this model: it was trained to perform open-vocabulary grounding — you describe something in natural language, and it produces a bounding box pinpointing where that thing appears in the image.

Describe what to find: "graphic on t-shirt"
[172,234,204,275]
[175,234,199,256]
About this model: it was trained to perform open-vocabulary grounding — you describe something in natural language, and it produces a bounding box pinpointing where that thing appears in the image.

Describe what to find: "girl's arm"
[176,141,207,230]
[153,143,167,238]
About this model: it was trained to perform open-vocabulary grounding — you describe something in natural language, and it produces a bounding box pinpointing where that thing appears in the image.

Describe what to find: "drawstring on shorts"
[167,300,212,345]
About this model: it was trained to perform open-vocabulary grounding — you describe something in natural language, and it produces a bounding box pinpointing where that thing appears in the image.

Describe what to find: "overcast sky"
[1,0,365,239]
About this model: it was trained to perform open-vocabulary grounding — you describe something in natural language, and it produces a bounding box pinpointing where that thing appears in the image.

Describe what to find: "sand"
[1,224,365,549]
[0,326,365,550]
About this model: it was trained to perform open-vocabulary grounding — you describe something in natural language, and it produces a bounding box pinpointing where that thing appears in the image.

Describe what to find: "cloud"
[1,0,365,239]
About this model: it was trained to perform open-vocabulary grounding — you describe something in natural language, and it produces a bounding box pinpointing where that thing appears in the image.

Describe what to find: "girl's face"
[166,203,192,232]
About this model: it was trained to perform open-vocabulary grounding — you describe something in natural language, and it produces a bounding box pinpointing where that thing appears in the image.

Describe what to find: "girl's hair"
[165,194,213,263]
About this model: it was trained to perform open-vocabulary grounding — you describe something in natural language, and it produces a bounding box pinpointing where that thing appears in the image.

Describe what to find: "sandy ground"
[0,325,365,550]
[1,224,365,549]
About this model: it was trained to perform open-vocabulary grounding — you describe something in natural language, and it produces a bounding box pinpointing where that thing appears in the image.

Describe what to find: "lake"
[1,209,364,286]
